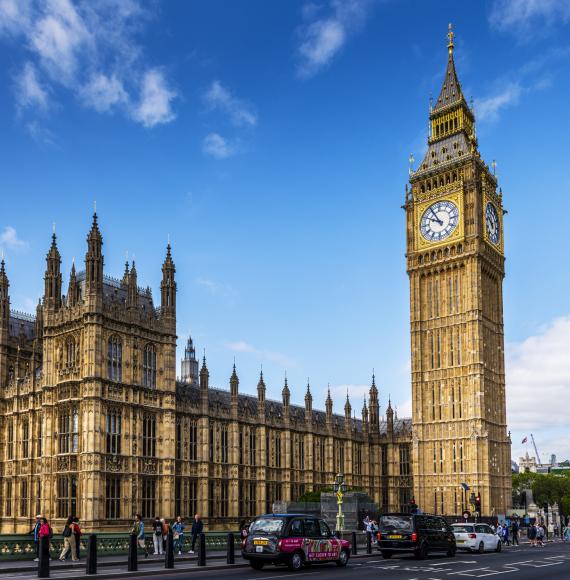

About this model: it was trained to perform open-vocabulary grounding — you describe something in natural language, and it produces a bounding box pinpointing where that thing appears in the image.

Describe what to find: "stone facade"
[405,26,511,517]
[0,215,412,533]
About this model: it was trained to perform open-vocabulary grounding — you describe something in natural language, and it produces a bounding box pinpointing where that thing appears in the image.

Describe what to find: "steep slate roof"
[433,52,465,113]
[9,311,35,340]
[414,132,471,177]
[175,381,412,437]
[76,271,156,312]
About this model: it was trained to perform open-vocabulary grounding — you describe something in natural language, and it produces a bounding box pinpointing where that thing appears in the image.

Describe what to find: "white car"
[451,523,501,553]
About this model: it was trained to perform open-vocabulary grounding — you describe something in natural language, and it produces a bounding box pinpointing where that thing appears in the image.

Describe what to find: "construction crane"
[531,433,542,465]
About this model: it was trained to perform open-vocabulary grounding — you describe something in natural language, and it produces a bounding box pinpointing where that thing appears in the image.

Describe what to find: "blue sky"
[1,0,569,463]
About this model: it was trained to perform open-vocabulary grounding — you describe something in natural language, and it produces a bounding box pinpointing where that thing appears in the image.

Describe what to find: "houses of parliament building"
[0,26,510,533]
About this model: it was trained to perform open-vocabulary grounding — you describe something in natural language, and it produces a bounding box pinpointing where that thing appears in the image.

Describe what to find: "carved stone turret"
[84,212,103,297]
[44,233,62,309]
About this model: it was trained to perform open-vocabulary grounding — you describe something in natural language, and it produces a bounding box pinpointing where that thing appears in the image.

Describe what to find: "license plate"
[388,535,402,539]
[254,539,268,546]
[456,540,464,543]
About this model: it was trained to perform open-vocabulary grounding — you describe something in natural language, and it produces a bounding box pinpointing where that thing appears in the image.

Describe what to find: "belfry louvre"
[0,214,412,532]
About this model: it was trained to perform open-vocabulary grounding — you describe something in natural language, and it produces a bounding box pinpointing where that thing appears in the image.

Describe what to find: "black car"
[377,513,456,559]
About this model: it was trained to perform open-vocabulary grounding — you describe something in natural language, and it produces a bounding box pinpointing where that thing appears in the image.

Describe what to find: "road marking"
[432,560,477,565]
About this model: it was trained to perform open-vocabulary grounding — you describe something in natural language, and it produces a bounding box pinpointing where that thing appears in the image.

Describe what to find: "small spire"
[447,22,454,55]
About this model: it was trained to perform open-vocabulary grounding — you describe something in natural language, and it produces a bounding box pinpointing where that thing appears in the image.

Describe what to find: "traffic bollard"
[165,531,174,569]
[37,535,50,578]
[127,533,138,572]
[351,531,358,555]
[197,532,206,566]
[366,531,372,554]
[226,533,235,564]
[86,534,97,575]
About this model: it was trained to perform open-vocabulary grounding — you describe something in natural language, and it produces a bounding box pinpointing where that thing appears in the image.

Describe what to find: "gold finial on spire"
[447,22,454,55]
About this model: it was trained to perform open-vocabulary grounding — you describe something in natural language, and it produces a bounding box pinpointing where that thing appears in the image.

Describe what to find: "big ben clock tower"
[406,25,511,516]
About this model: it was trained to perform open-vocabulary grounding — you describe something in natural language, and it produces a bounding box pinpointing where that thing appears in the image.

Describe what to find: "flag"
[521,437,528,444]
[460,482,470,491]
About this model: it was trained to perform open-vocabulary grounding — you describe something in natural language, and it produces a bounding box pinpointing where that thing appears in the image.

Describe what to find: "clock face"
[420,200,460,242]
[485,202,500,244]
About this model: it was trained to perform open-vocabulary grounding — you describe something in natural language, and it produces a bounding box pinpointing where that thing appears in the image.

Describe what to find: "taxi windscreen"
[249,517,286,535]
[379,515,413,532]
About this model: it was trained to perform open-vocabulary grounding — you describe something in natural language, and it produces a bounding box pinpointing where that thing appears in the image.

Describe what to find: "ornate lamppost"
[333,473,347,532]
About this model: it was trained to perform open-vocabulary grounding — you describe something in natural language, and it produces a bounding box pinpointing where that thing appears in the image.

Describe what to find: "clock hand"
[429,209,443,225]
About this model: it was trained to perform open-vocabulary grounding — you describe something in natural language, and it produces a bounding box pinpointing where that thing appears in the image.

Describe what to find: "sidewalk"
[0,550,230,575]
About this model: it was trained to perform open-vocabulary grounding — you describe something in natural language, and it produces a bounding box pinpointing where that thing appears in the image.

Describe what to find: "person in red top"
[39,517,50,539]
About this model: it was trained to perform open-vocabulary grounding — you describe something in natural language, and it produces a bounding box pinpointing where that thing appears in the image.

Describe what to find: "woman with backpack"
[152,517,163,555]
[59,516,79,562]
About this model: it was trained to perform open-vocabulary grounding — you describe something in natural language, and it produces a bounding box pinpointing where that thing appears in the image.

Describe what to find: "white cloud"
[225,340,295,368]
[203,80,257,127]
[196,277,237,300]
[202,132,237,159]
[296,0,369,78]
[29,0,89,83]
[0,0,177,131]
[79,73,128,113]
[475,82,522,122]
[490,0,570,34]
[506,316,570,430]
[131,69,176,128]
[0,226,29,250]
[15,61,49,111]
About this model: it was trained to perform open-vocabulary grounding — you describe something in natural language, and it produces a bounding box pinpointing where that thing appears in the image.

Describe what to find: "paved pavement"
[0,542,568,579]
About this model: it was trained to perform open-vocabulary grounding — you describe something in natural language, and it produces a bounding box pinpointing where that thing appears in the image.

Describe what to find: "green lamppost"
[333,473,347,532]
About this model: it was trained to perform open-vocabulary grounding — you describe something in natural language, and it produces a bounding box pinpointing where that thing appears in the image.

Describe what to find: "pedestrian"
[161,518,170,553]
[131,514,149,558]
[527,523,536,546]
[239,520,248,541]
[548,521,554,540]
[511,520,519,546]
[152,517,163,555]
[59,516,78,562]
[188,513,203,554]
[172,516,185,555]
[30,514,42,561]
[502,525,510,546]
[563,526,570,542]
[73,517,82,560]
[496,523,503,540]
[38,517,51,559]
[536,524,545,547]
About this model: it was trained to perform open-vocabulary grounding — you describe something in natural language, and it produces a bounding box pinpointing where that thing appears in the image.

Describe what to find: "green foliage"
[297,486,364,503]
[512,471,570,515]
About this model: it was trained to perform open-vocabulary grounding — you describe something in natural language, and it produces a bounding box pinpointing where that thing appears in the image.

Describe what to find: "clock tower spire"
[406,25,510,517]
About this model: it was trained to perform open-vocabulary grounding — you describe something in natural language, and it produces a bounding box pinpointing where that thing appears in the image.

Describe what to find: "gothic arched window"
[107,336,122,382]
[65,336,77,368]
[143,344,157,388]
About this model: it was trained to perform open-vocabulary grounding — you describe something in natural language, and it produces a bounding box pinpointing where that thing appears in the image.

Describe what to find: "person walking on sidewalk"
[172,516,185,555]
[30,515,42,561]
[73,517,82,560]
[59,516,78,562]
[161,518,170,553]
[511,520,519,546]
[188,514,203,554]
[152,517,163,555]
[131,514,149,558]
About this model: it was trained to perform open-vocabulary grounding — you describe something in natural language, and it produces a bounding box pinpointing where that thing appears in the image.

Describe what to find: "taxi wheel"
[447,544,456,557]
[381,551,393,559]
[336,549,349,567]
[495,541,502,553]
[414,542,428,560]
[288,551,304,571]
[249,560,264,570]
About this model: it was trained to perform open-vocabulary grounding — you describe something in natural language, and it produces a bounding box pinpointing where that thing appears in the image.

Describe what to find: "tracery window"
[19,480,29,517]
[107,336,122,382]
[399,445,410,475]
[105,477,121,519]
[249,428,257,466]
[189,420,197,461]
[143,343,157,388]
[142,415,156,457]
[22,420,29,458]
[65,336,77,368]
[221,424,228,464]
[57,475,78,518]
[7,421,14,460]
[106,410,122,455]
[58,408,79,454]
[141,477,156,519]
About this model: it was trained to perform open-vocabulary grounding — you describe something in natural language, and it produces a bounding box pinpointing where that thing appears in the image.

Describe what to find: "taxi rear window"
[379,515,413,531]
[249,518,285,535]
